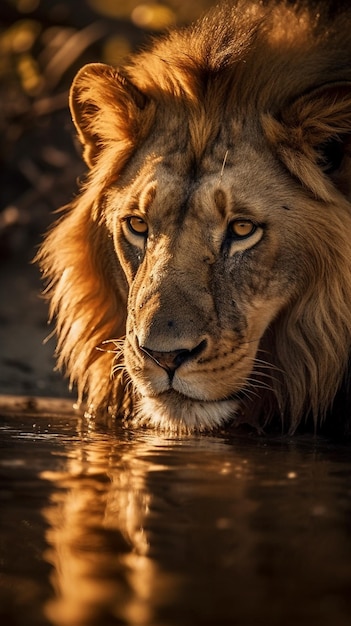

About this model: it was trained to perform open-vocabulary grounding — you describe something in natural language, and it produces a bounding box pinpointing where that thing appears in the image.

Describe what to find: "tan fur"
[37,1,351,434]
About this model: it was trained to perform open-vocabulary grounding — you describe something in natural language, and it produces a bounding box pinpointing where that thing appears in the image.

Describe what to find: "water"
[1,398,351,626]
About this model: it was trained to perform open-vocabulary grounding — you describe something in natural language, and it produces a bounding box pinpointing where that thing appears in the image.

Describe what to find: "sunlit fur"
[37,1,351,434]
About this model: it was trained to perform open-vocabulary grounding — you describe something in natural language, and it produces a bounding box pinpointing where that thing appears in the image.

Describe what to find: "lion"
[37,0,351,435]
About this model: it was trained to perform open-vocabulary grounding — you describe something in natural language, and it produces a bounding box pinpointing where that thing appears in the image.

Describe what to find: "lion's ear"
[69,63,150,168]
[263,82,351,199]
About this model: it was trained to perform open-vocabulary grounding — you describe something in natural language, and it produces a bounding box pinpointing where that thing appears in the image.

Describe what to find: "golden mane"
[37,0,351,435]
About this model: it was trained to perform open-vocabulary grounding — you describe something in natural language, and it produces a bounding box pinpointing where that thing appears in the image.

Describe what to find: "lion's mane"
[37,0,351,434]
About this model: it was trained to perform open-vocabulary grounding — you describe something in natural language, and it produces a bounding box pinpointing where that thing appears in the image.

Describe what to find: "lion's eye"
[229,219,256,239]
[126,216,148,237]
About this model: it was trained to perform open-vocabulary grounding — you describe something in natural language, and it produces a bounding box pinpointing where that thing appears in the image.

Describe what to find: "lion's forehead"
[120,142,296,230]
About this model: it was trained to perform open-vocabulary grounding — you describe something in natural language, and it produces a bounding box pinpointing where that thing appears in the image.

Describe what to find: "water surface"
[1,397,351,626]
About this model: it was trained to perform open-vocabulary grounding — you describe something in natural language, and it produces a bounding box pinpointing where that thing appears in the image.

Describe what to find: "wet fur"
[38,1,351,435]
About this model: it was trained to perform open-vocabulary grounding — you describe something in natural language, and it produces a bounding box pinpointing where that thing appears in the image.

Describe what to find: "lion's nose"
[140,339,207,375]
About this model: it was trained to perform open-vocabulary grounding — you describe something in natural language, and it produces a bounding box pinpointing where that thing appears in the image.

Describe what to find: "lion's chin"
[131,390,239,434]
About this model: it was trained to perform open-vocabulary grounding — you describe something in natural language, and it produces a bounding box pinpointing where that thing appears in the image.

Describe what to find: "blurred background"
[0,0,214,400]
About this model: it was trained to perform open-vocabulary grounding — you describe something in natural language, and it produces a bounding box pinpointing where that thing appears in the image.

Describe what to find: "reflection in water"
[42,431,167,625]
[2,412,351,626]
[41,426,257,626]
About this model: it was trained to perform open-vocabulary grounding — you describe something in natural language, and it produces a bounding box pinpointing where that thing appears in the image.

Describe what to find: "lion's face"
[106,130,308,431]
[38,2,351,434]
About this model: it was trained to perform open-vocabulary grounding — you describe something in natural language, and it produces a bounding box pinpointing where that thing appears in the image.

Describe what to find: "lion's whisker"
[219,149,229,184]
[254,356,286,377]
[245,378,275,393]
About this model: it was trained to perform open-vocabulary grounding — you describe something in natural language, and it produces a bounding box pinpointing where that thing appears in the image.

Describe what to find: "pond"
[1,397,351,626]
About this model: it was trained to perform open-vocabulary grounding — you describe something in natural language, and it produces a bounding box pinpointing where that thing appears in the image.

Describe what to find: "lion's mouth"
[157,387,246,404]
[134,386,241,432]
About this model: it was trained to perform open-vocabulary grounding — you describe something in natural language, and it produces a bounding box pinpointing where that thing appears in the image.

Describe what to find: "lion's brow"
[127,197,140,212]
[227,203,258,218]
[127,183,157,215]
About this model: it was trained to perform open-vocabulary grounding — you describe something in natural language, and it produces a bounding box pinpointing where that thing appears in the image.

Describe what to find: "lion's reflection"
[40,426,351,626]
[40,425,254,626]
[41,429,175,625]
